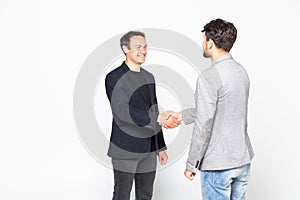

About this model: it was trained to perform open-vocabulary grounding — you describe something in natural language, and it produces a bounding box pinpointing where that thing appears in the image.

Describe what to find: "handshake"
[158,111,182,129]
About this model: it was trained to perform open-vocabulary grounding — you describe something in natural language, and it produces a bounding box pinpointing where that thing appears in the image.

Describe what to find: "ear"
[122,45,130,54]
[208,39,214,49]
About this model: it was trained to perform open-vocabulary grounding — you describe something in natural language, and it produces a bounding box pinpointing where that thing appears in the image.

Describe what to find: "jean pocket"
[212,171,232,189]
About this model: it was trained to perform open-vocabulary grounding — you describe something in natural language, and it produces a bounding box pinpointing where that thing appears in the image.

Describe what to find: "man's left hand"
[158,150,168,165]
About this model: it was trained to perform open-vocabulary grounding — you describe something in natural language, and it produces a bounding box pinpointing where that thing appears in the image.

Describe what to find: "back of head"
[202,19,237,52]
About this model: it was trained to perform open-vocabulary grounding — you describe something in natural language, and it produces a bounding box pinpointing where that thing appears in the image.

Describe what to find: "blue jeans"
[201,164,251,200]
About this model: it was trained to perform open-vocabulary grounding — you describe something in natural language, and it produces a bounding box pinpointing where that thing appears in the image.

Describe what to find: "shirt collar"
[213,54,233,65]
[129,67,141,72]
[122,61,141,72]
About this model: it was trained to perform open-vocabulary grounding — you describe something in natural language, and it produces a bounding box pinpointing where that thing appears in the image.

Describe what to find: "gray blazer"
[182,54,254,172]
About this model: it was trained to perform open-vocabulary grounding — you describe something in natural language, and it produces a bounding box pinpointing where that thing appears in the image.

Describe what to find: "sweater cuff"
[156,113,165,125]
[186,160,200,174]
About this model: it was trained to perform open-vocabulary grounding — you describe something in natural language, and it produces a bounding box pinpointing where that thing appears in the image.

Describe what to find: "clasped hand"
[159,110,182,129]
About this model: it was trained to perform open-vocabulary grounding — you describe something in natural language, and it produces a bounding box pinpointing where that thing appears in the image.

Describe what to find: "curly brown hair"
[202,19,237,52]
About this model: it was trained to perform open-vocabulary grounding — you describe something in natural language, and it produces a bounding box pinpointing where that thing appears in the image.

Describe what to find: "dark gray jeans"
[111,153,157,200]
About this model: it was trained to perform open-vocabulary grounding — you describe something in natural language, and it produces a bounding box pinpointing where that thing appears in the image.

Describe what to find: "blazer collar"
[213,54,233,65]
[120,61,131,73]
[121,61,141,72]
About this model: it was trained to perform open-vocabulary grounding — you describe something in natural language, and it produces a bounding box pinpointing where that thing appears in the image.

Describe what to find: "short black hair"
[202,19,237,52]
[120,31,145,54]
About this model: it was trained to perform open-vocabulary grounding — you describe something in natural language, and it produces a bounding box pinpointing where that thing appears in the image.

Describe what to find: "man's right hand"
[158,111,182,129]
[184,169,195,181]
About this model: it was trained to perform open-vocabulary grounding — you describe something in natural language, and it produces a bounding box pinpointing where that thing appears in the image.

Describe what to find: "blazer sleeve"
[105,72,156,130]
[186,74,217,173]
[150,80,167,151]
[182,108,196,125]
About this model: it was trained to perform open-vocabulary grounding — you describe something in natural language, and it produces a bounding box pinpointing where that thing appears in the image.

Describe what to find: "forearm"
[186,119,213,173]
[186,74,217,173]
[181,108,196,125]
[108,86,158,129]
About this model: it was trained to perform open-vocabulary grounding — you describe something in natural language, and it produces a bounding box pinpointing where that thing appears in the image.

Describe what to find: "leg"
[135,171,156,200]
[135,153,157,200]
[201,170,232,200]
[230,164,251,200]
[111,158,138,200]
[112,169,134,200]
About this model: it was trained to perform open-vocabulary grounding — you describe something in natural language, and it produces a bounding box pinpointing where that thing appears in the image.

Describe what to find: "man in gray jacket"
[166,19,254,200]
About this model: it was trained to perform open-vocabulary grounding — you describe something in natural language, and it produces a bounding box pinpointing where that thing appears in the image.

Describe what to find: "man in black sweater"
[105,31,171,200]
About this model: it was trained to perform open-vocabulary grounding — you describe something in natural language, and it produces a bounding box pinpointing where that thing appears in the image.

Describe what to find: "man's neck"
[211,51,229,62]
[125,60,141,72]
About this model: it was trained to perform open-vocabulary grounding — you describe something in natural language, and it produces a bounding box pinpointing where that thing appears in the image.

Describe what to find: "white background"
[1,0,300,199]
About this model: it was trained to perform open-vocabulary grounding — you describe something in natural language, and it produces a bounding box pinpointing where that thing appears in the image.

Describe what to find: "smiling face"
[124,35,147,67]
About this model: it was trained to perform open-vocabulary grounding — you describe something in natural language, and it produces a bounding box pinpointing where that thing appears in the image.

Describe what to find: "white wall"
[1,0,300,199]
